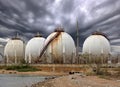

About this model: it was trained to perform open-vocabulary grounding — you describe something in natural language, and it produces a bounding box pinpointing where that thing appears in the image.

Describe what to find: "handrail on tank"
[37,27,64,62]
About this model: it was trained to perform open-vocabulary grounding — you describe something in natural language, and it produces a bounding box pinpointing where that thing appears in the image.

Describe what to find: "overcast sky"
[0,0,120,46]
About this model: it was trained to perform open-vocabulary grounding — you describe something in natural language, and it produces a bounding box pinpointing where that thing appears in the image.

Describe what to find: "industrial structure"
[0,44,4,63]
[25,33,45,63]
[82,31,111,55]
[0,27,119,64]
[110,45,120,63]
[4,37,24,64]
[39,27,76,64]
[76,20,80,63]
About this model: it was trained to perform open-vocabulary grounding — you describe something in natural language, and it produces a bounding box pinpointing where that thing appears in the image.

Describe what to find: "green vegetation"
[4,65,40,72]
[0,66,6,69]
[94,67,120,79]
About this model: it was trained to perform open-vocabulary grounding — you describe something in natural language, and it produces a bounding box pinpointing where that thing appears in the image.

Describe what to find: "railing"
[37,32,61,62]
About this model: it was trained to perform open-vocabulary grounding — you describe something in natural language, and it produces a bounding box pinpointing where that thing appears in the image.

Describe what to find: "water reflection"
[0,74,46,87]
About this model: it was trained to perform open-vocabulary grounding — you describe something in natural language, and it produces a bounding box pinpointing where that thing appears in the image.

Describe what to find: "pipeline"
[37,31,61,61]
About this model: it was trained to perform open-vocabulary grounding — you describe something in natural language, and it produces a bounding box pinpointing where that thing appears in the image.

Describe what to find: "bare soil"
[32,74,120,87]
[0,70,67,76]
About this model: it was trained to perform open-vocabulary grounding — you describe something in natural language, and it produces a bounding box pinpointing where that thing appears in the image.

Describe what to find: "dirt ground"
[32,74,120,87]
[0,70,67,76]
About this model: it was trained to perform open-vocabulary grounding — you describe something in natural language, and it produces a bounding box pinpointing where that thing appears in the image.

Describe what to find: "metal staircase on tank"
[36,28,63,63]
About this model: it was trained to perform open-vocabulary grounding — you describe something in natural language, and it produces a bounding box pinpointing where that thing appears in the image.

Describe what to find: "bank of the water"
[0,70,67,76]
[31,74,120,87]
[0,74,48,87]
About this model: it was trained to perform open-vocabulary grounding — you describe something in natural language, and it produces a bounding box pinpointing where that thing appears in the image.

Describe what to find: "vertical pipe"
[88,44,91,64]
[76,20,79,64]
[15,50,17,64]
[72,48,75,64]
[29,53,31,63]
[6,54,9,64]
[12,41,16,64]
[25,55,27,63]
[101,47,103,64]
[118,54,120,64]
[62,45,65,64]
[49,46,52,64]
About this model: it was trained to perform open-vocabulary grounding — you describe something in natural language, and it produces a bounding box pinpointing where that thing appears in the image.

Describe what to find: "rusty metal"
[54,27,64,32]
[37,27,76,64]
[39,30,62,59]
[92,31,109,40]
[50,32,63,63]
[34,32,43,37]
[12,33,21,40]
[45,31,76,63]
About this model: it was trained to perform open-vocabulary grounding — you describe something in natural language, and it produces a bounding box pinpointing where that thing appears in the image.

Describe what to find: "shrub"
[5,65,40,72]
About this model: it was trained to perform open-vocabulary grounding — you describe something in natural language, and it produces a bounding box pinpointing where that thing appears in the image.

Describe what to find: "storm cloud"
[0,0,120,46]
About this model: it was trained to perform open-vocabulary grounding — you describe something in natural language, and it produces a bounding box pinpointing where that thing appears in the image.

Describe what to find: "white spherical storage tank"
[82,32,110,55]
[25,34,45,63]
[44,28,76,63]
[4,38,24,64]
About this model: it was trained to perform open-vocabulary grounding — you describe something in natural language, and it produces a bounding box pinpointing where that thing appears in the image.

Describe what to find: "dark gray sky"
[0,0,120,46]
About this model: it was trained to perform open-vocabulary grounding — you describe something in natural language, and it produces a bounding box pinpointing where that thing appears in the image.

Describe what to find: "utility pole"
[76,20,79,64]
